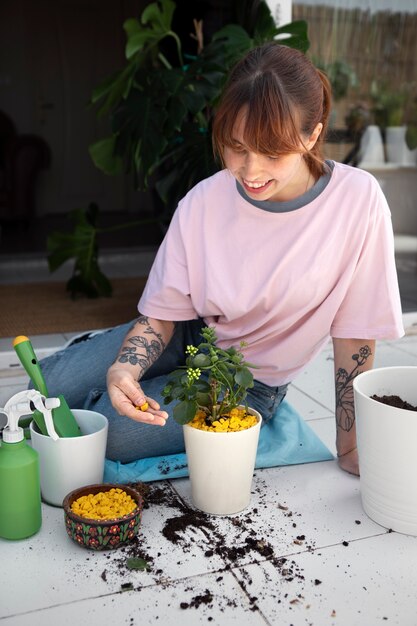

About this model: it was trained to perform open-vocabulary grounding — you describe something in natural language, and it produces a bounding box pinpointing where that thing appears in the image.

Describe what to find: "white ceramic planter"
[30,409,108,507]
[353,367,417,535]
[386,126,417,166]
[357,125,385,168]
[183,407,262,515]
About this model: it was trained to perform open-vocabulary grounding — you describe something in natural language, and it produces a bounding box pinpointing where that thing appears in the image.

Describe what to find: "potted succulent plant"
[161,326,262,515]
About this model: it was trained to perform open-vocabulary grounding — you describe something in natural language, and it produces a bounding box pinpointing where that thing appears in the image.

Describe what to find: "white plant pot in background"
[353,367,417,535]
[357,125,385,168]
[30,409,108,507]
[183,407,262,515]
[386,126,417,166]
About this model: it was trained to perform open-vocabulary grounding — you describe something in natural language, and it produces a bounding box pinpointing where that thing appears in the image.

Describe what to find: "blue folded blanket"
[104,400,334,484]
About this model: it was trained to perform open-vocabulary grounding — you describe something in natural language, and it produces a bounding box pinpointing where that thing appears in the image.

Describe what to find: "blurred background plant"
[47,0,309,297]
[370,80,417,148]
[315,58,357,102]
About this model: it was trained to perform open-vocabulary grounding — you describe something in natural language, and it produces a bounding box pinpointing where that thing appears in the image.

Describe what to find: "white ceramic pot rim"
[29,423,107,440]
[353,366,417,391]
[29,412,108,440]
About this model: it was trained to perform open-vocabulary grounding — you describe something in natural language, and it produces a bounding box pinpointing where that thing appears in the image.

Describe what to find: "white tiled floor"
[1,314,417,625]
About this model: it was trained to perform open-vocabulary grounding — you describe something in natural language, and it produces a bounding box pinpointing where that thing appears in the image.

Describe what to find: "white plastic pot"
[357,124,385,167]
[183,407,262,515]
[30,409,108,507]
[353,367,417,535]
[385,126,416,166]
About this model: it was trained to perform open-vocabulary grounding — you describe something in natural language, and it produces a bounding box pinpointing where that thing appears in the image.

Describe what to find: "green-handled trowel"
[13,335,82,437]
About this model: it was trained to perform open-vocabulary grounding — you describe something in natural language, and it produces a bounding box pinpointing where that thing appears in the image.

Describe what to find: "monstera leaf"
[50,0,310,298]
[47,203,112,298]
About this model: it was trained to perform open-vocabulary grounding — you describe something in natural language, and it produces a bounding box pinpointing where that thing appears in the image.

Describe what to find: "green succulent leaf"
[234,368,254,388]
[196,391,211,406]
[173,399,198,425]
[126,557,150,571]
[192,354,211,368]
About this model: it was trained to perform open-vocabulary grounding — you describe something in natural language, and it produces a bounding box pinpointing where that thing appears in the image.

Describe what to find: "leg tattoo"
[335,345,372,432]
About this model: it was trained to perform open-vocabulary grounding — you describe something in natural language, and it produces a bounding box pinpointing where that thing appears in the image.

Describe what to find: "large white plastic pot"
[353,367,417,535]
[183,407,262,515]
[30,409,108,507]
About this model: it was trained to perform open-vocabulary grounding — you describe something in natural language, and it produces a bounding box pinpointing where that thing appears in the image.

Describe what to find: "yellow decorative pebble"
[189,407,258,432]
[70,488,137,521]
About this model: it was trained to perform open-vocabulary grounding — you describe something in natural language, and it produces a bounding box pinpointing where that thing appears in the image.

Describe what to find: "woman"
[41,43,404,474]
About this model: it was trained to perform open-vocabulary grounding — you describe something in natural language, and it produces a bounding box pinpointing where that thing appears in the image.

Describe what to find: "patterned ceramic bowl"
[63,483,143,551]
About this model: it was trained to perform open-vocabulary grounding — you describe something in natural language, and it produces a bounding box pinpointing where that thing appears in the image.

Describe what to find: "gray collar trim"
[236,160,334,212]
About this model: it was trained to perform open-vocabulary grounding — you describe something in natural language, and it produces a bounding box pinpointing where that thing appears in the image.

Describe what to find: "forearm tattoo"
[117,315,166,374]
[335,345,372,432]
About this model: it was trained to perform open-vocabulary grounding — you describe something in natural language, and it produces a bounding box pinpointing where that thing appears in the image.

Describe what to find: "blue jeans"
[37,319,288,463]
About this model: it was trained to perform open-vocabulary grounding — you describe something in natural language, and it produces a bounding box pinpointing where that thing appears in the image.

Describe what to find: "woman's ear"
[306,122,323,150]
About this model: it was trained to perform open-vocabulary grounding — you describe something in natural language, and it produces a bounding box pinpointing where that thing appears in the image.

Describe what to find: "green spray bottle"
[0,390,60,540]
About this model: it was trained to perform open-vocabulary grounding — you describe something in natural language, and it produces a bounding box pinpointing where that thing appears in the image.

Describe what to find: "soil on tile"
[101,480,318,615]
[371,394,417,411]
[180,590,213,609]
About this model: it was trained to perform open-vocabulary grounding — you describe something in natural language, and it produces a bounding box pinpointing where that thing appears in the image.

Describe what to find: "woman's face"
[223,113,320,203]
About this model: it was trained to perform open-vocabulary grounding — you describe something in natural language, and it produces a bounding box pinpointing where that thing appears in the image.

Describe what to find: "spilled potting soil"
[95,478,326,619]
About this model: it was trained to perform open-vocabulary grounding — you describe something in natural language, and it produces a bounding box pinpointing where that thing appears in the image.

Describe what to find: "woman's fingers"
[112,387,168,426]
[107,368,168,426]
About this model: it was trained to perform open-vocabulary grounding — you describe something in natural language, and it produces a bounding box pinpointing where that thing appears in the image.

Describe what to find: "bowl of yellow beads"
[63,483,143,550]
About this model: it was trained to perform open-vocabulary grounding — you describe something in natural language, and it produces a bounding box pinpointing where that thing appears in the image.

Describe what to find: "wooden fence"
[293,4,417,130]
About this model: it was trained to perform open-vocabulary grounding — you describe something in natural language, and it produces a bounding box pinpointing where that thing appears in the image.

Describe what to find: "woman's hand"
[337,447,359,476]
[107,366,168,427]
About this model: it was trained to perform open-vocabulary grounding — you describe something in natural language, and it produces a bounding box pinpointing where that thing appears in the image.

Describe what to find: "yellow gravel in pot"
[70,487,137,520]
[189,407,258,432]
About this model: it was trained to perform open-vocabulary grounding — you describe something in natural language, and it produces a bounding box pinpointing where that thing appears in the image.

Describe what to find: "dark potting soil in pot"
[371,394,417,411]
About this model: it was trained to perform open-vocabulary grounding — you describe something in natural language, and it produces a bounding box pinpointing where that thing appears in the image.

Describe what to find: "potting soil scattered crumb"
[157,460,187,475]
[180,589,213,609]
[94,481,328,617]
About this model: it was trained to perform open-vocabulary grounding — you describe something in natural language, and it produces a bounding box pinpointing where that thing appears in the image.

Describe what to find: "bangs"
[213,72,306,160]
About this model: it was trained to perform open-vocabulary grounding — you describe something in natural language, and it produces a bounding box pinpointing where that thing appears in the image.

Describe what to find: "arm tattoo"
[335,345,372,432]
[117,315,167,373]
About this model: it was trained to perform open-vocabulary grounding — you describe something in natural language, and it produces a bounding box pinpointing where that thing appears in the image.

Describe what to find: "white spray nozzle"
[44,398,60,411]
[29,393,60,441]
[1,390,61,443]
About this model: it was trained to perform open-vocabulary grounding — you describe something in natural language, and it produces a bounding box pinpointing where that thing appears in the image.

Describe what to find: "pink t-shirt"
[138,162,404,386]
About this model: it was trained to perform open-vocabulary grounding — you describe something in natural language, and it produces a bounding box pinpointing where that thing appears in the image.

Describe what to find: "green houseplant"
[370,81,417,147]
[89,0,309,216]
[161,325,256,428]
[161,325,262,515]
[47,0,309,298]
